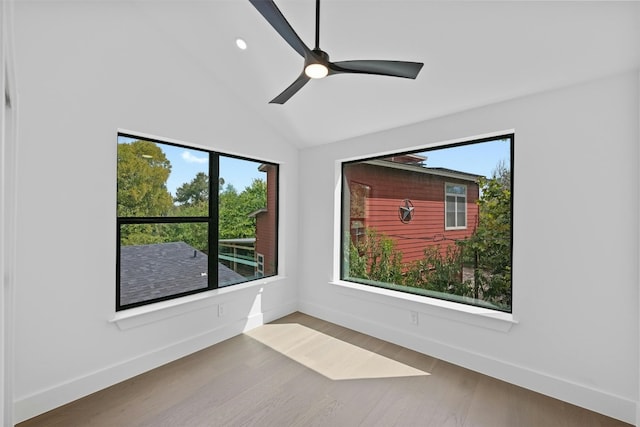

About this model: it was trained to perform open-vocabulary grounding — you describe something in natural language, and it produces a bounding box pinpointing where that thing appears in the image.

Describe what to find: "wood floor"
[18,312,631,427]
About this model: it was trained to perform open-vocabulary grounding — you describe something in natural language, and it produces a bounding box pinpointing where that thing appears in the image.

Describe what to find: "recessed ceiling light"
[235,38,247,50]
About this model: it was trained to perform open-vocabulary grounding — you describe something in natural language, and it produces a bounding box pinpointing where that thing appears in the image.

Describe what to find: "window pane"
[446,195,456,212]
[117,136,209,218]
[342,136,513,312]
[457,205,466,227]
[446,184,465,195]
[446,211,456,227]
[167,145,209,217]
[119,222,209,307]
[218,156,278,286]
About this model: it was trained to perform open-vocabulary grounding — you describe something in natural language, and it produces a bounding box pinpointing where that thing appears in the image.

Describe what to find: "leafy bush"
[349,228,403,284]
[404,245,468,295]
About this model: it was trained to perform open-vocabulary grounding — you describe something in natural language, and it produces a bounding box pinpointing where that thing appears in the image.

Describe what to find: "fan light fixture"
[304,63,328,79]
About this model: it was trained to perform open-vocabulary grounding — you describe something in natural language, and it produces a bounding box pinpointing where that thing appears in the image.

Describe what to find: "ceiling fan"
[249,0,424,104]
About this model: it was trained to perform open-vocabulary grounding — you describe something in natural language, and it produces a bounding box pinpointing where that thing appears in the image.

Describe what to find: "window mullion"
[209,154,219,289]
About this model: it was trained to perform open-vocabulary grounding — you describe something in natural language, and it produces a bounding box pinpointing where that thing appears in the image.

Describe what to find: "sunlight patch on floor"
[245,323,430,380]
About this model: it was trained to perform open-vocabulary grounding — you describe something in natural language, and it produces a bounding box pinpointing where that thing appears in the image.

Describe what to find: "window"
[445,183,467,229]
[117,133,278,310]
[349,182,370,245]
[341,134,513,312]
[256,253,264,278]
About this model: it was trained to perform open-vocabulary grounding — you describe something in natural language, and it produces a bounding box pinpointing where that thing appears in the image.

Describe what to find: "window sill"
[329,280,517,332]
[110,276,284,330]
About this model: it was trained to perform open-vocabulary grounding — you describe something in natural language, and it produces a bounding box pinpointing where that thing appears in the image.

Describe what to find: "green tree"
[492,158,511,190]
[175,172,209,206]
[118,141,174,246]
[239,179,267,212]
[162,222,209,253]
[404,245,469,296]
[461,164,512,309]
[349,228,403,284]
[218,179,267,239]
[119,224,169,247]
[117,140,173,217]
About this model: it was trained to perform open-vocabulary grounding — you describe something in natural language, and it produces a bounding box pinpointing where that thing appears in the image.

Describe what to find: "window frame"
[444,182,467,230]
[339,133,514,314]
[116,132,279,311]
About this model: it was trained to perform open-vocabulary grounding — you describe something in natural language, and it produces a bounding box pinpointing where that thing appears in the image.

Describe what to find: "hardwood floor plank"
[18,312,632,427]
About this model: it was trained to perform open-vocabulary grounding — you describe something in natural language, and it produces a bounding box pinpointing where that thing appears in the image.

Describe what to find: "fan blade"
[249,0,312,59]
[270,72,311,104]
[329,60,424,79]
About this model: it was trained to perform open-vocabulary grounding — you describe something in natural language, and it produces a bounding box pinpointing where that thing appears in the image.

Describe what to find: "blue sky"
[117,136,265,197]
[118,135,510,197]
[417,138,511,178]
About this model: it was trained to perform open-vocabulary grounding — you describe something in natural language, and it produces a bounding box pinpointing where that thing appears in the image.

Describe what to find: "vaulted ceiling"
[134,1,640,148]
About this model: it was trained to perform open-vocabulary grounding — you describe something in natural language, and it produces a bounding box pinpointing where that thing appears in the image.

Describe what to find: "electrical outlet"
[410,311,419,325]
[218,303,225,317]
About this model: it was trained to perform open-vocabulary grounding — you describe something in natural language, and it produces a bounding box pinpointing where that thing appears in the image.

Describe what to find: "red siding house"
[344,155,481,264]
[251,163,278,277]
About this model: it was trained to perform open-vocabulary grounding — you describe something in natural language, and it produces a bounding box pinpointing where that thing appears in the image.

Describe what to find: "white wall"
[1,2,7,421]
[11,2,299,423]
[637,71,640,427]
[299,71,640,424]
[1,0,18,424]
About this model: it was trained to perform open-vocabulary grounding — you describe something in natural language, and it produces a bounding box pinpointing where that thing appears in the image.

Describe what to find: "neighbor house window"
[256,253,264,278]
[341,134,513,312]
[117,133,278,310]
[349,182,370,245]
[445,183,467,229]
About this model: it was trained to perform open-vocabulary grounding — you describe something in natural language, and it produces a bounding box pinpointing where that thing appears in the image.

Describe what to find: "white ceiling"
[136,1,640,148]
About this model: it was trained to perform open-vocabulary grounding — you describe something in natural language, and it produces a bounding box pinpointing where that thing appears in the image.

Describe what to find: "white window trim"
[329,279,517,332]
[333,130,516,331]
[444,182,467,230]
[110,275,284,330]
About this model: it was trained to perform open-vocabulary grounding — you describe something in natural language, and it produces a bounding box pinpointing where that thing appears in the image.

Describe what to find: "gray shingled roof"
[120,242,247,306]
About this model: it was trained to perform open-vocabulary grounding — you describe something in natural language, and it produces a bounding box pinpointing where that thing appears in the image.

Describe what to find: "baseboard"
[299,300,636,425]
[13,302,297,424]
